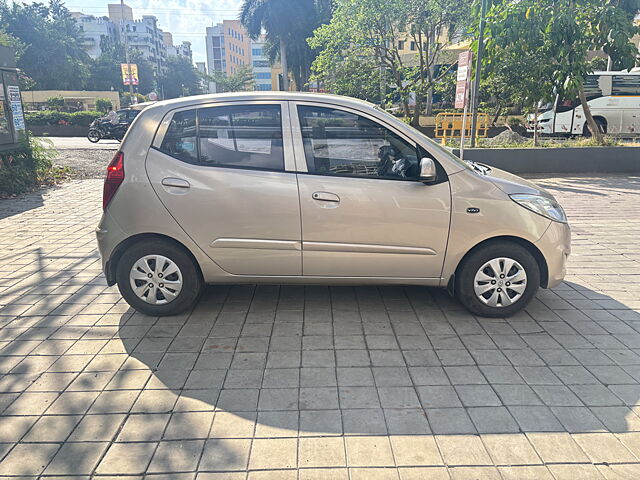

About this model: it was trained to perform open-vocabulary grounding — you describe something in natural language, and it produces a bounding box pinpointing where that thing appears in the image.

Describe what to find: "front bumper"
[535,220,571,288]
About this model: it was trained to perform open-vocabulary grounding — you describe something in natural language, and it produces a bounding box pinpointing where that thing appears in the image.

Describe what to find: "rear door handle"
[162,177,190,189]
[312,191,340,202]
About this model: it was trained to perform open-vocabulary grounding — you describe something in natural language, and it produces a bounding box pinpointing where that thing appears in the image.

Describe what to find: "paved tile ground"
[0,175,640,479]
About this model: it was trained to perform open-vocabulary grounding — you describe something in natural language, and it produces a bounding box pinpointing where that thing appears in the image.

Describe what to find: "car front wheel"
[115,238,203,316]
[455,241,540,317]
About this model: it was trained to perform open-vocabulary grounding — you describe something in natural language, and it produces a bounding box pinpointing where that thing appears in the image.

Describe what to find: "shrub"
[0,136,58,196]
[69,110,101,127]
[95,98,113,113]
[25,110,101,127]
[45,96,65,111]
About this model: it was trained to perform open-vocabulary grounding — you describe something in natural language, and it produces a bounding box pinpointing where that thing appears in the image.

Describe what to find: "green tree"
[0,0,91,89]
[240,0,331,91]
[86,43,156,95]
[309,0,469,126]
[311,53,384,103]
[95,98,112,113]
[160,56,203,99]
[208,66,255,93]
[46,96,65,110]
[482,0,640,144]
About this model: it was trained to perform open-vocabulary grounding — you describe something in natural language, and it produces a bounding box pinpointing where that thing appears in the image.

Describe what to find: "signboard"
[121,63,139,86]
[7,85,25,132]
[455,51,473,109]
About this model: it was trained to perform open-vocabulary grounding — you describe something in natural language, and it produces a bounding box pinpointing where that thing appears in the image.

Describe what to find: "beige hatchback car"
[96,92,570,318]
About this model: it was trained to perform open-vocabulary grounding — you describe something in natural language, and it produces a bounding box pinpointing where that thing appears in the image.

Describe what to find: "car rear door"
[146,101,302,276]
[291,102,451,279]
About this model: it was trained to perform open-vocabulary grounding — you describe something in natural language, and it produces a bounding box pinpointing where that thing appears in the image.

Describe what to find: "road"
[37,136,120,150]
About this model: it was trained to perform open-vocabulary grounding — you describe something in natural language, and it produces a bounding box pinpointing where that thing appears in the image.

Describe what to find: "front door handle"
[312,191,340,202]
[162,177,190,189]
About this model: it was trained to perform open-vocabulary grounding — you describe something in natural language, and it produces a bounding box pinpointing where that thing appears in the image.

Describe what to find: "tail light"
[103,151,124,210]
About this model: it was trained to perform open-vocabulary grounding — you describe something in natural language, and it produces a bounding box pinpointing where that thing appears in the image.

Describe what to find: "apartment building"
[251,37,272,91]
[71,13,118,59]
[205,20,251,78]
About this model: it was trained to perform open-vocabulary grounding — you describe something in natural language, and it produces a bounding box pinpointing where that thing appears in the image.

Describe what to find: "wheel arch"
[448,235,550,293]
[105,233,204,286]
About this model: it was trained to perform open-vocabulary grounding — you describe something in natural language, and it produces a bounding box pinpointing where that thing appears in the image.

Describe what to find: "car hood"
[480,165,556,199]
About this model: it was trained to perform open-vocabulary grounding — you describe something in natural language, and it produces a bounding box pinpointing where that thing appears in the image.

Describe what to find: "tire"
[583,118,607,137]
[87,129,101,143]
[115,238,203,316]
[455,241,540,318]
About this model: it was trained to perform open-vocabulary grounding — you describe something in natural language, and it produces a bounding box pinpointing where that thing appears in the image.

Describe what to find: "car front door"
[292,103,451,279]
[146,101,301,276]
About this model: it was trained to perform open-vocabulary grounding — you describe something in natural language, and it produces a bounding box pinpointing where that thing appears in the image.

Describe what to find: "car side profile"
[96,92,570,318]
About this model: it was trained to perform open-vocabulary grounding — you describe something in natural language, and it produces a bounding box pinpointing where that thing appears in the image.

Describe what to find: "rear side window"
[158,105,284,172]
[160,110,198,163]
[612,75,640,96]
[199,105,284,171]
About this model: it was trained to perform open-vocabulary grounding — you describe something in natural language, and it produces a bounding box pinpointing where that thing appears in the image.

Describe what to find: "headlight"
[510,194,567,223]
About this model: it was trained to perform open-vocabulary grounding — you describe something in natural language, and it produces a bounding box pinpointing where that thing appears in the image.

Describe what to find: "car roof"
[144,91,378,114]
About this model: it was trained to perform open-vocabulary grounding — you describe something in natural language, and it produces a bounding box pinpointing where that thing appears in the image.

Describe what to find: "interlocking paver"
[1,175,640,476]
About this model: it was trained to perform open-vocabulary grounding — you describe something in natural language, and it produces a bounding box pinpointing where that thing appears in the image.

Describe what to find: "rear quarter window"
[159,110,198,164]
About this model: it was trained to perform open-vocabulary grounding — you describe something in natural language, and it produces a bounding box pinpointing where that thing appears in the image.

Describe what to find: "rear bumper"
[96,211,129,286]
[535,220,571,288]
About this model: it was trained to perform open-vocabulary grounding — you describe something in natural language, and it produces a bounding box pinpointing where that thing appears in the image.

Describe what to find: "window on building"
[398,40,405,50]
[612,75,640,96]
[198,105,284,171]
[410,41,416,51]
[253,60,269,68]
[252,48,263,56]
[297,105,420,180]
[256,72,272,80]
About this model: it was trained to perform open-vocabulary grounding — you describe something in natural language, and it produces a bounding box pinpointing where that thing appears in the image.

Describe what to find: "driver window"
[298,105,420,180]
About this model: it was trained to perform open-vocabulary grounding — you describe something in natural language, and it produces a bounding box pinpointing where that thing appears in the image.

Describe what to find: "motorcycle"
[87,118,128,143]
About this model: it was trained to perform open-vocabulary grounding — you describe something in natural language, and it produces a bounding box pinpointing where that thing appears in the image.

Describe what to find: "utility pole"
[470,0,487,148]
[121,0,135,102]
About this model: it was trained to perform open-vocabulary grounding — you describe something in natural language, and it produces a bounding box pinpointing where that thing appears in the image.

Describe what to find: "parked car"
[96,92,570,317]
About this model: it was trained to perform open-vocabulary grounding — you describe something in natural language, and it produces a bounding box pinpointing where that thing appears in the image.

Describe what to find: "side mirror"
[419,158,437,182]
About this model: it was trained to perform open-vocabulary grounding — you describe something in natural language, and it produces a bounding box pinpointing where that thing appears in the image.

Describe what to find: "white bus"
[528,68,640,136]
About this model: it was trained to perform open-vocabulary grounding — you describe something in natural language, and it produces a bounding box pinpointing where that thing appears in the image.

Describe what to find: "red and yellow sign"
[121,63,139,86]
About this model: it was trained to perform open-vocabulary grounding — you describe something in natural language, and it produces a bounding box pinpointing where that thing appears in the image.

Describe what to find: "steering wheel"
[377,145,399,176]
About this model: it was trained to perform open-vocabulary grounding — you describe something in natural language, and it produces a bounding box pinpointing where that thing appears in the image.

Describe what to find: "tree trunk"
[280,38,289,92]
[402,98,411,121]
[578,86,604,145]
[533,104,539,147]
[411,95,423,127]
[491,104,502,126]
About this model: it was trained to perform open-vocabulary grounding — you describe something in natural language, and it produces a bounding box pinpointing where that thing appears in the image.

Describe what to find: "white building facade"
[251,38,272,91]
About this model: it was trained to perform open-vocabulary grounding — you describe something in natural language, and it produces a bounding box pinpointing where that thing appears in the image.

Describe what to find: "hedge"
[25,110,102,127]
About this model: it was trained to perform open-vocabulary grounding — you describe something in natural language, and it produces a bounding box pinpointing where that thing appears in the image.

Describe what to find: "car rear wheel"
[455,241,540,317]
[115,238,203,316]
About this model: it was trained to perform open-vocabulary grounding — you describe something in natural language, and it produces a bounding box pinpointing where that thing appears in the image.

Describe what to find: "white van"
[528,69,640,136]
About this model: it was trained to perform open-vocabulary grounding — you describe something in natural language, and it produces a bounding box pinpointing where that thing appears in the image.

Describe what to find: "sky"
[58,0,244,63]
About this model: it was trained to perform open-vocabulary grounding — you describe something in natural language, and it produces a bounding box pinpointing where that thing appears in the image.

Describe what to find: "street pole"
[470,0,487,148]
[121,0,134,103]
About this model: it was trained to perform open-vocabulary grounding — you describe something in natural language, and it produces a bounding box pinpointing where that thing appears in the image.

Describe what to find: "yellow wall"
[21,90,121,111]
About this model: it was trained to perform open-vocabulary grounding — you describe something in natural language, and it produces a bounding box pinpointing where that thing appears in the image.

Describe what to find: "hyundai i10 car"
[96,92,570,318]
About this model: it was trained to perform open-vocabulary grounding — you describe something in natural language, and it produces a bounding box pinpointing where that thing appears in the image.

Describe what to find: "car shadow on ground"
[116,282,640,439]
